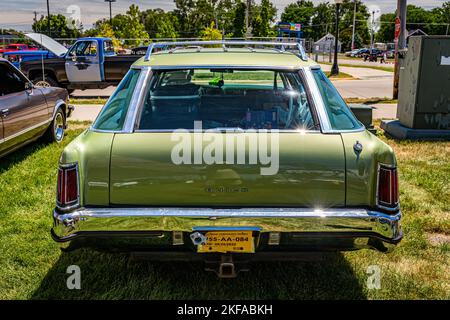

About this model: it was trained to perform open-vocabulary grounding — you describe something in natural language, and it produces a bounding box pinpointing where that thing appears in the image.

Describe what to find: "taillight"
[57,164,79,208]
[377,165,399,209]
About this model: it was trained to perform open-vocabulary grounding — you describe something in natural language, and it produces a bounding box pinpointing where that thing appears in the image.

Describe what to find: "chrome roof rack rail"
[144,40,308,62]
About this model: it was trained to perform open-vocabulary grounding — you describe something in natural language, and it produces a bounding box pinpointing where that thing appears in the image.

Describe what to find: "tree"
[200,21,222,40]
[252,0,277,37]
[32,14,81,38]
[94,23,121,49]
[310,3,333,40]
[281,1,315,39]
[375,13,395,43]
[88,5,149,47]
[232,1,247,37]
[337,0,370,50]
[142,8,178,39]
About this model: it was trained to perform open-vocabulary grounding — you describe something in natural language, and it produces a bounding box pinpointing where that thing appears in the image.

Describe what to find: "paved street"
[69,103,398,123]
[71,63,394,100]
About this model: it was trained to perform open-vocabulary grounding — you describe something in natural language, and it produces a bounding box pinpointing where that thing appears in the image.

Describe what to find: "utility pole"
[245,0,252,38]
[393,0,407,99]
[330,0,343,76]
[46,0,50,36]
[105,0,116,25]
[371,10,375,48]
[351,0,357,50]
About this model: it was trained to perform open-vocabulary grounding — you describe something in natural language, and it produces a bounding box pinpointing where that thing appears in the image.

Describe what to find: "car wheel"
[32,75,59,88]
[44,108,65,143]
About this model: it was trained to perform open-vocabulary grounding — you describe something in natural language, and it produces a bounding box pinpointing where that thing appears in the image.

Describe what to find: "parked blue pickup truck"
[18,33,143,92]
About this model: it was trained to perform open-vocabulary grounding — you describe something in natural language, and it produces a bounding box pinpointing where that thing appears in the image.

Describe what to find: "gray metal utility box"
[397,36,450,129]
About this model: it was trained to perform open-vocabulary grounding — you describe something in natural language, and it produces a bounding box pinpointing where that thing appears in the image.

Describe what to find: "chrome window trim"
[303,66,332,132]
[149,65,301,71]
[88,64,367,134]
[122,67,152,133]
[134,129,322,133]
[134,66,320,133]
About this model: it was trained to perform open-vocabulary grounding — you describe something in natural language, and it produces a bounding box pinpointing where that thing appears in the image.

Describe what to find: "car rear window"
[137,69,316,131]
[311,69,361,130]
[93,69,140,131]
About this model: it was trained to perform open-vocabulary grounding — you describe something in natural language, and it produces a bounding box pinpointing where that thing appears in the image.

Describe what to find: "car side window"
[312,69,361,130]
[0,63,26,96]
[93,69,141,131]
[68,41,98,57]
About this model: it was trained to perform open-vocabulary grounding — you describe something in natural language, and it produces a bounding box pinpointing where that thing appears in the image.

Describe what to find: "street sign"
[394,17,401,44]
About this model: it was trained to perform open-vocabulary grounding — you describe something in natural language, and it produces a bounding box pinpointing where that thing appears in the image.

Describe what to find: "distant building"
[313,33,342,53]
[406,29,428,45]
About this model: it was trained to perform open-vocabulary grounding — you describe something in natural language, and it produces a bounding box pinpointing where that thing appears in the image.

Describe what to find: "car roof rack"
[143,40,308,62]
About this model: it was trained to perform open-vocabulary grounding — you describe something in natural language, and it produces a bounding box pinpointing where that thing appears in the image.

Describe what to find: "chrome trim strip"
[303,67,332,132]
[134,129,321,133]
[149,65,301,71]
[0,119,50,144]
[52,207,402,242]
[122,67,152,133]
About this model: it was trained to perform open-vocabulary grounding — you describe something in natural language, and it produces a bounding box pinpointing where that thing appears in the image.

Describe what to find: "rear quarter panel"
[59,130,115,206]
[341,131,396,208]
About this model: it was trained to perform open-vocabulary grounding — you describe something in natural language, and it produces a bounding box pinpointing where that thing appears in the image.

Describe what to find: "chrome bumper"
[52,207,402,253]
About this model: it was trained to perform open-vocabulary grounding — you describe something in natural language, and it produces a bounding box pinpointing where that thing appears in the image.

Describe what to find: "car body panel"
[0,58,70,157]
[53,43,401,255]
[59,130,114,206]
[109,132,346,207]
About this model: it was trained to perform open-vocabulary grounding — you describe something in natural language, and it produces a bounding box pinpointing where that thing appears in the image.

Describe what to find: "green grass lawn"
[0,123,448,299]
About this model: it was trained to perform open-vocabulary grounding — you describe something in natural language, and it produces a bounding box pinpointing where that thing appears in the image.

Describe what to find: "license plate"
[197,230,254,253]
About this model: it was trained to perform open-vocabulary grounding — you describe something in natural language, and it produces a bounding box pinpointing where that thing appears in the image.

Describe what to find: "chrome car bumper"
[52,207,402,253]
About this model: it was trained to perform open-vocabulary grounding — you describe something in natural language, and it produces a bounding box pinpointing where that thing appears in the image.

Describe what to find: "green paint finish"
[59,128,397,210]
[341,130,396,207]
[109,132,345,207]
[60,130,114,206]
[133,49,319,68]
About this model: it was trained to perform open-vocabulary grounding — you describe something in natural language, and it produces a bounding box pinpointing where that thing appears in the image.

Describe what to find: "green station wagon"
[52,41,402,277]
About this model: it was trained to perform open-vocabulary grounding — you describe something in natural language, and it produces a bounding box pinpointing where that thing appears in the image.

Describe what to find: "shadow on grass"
[0,140,48,173]
[31,249,366,299]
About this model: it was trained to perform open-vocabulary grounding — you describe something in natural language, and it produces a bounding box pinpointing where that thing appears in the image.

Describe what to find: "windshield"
[137,69,316,131]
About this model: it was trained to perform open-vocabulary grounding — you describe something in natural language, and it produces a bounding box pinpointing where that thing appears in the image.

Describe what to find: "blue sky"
[0,0,445,31]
